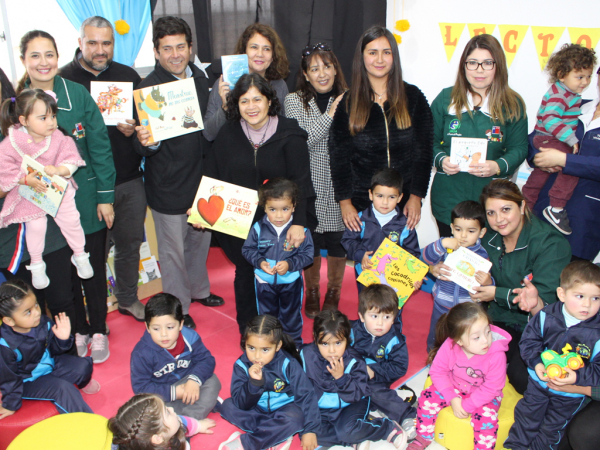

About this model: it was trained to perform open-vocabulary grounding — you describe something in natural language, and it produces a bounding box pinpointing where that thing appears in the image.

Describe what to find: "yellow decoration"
[531,26,566,70]
[498,25,529,68]
[568,27,600,50]
[393,33,402,44]
[439,23,466,62]
[467,23,496,39]
[115,19,130,35]
[396,19,410,32]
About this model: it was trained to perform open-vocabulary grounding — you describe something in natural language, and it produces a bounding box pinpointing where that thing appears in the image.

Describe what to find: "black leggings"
[558,399,600,450]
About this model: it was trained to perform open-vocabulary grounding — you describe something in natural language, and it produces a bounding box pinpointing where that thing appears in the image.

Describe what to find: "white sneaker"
[90,333,110,363]
[75,333,91,357]
[71,253,94,279]
[26,261,50,289]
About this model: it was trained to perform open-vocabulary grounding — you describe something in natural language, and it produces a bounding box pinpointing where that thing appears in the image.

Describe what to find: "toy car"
[541,343,584,379]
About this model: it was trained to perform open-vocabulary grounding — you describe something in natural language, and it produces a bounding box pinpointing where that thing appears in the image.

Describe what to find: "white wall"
[386,0,600,248]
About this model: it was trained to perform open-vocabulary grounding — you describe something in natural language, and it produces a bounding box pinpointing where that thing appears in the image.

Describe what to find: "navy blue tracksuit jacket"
[0,316,92,413]
[220,350,319,449]
[130,327,216,402]
[350,317,415,422]
[242,216,314,344]
[505,302,600,450]
[300,342,398,446]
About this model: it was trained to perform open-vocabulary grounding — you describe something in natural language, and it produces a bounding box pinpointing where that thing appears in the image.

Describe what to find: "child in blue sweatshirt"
[242,178,314,346]
[422,200,493,351]
[350,284,416,438]
[130,294,221,426]
[342,168,421,294]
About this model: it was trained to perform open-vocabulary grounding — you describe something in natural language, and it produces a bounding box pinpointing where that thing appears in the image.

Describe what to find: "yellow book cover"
[187,176,259,239]
[357,238,429,308]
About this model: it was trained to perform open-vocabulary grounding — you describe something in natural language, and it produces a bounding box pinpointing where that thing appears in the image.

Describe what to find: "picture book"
[221,54,249,89]
[133,78,203,144]
[443,246,493,294]
[18,155,68,217]
[450,137,488,172]
[188,176,259,240]
[357,238,429,309]
[90,81,133,126]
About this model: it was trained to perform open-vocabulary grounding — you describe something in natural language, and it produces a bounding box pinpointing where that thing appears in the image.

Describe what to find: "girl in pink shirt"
[409,302,511,450]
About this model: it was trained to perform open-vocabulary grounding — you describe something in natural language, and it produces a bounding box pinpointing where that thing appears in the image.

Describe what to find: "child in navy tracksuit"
[421,201,493,351]
[130,294,221,424]
[0,279,96,417]
[350,284,416,436]
[300,310,408,448]
[242,178,314,345]
[219,315,320,450]
[505,261,600,450]
[342,168,420,294]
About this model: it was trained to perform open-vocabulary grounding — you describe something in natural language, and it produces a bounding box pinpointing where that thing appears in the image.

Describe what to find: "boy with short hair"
[342,168,421,293]
[130,293,221,421]
[350,284,416,439]
[505,260,600,450]
[422,200,493,350]
[523,43,597,235]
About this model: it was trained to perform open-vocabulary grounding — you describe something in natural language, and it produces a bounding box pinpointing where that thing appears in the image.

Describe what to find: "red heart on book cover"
[197,195,224,226]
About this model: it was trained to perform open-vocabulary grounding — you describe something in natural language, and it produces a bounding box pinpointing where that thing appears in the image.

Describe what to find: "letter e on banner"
[568,28,600,50]
[498,25,529,68]
[439,23,466,62]
[468,24,496,39]
[531,26,566,70]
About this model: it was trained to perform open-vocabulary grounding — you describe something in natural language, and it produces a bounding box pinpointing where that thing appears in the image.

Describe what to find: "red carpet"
[84,248,433,449]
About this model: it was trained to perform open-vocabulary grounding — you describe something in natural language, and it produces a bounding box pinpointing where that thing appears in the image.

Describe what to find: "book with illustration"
[450,137,488,172]
[90,81,133,126]
[133,78,203,144]
[187,176,259,240]
[221,54,249,89]
[357,238,429,309]
[443,246,493,294]
[18,155,68,217]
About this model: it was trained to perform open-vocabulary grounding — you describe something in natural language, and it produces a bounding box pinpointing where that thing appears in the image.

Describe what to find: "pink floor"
[85,248,433,449]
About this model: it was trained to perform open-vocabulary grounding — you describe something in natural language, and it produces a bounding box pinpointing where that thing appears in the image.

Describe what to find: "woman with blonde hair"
[430,34,528,238]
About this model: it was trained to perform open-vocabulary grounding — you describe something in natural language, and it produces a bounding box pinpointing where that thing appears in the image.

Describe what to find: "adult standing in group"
[202,23,289,142]
[134,16,223,331]
[60,16,147,323]
[18,30,115,363]
[201,73,315,334]
[284,43,347,317]
[531,66,600,262]
[430,34,528,238]
[466,180,570,394]
[329,25,433,238]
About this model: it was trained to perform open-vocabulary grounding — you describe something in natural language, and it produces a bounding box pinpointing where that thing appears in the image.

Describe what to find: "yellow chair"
[423,376,522,450]
[7,412,113,450]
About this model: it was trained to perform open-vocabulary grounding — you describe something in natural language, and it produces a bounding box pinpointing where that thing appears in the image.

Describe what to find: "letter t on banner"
[531,26,566,70]
[439,23,466,62]
[498,25,529,68]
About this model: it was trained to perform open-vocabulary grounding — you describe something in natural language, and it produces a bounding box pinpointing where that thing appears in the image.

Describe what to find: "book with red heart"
[187,176,259,239]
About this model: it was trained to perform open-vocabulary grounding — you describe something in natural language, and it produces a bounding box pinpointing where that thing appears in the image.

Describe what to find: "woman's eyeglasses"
[302,43,332,58]
[465,60,496,71]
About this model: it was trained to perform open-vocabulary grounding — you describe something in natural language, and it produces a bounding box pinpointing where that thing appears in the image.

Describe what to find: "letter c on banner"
[498,25,529,68]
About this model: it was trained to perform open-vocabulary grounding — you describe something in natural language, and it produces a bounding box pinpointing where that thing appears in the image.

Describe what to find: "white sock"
[551,207,563,213]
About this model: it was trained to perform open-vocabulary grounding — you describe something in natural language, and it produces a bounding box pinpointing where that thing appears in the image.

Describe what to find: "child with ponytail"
[0,89,90,289]
[409,303,511,450]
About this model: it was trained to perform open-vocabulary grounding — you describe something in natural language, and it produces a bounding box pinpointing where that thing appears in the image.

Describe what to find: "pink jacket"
[429,324,511,413]
[0,125,85,227]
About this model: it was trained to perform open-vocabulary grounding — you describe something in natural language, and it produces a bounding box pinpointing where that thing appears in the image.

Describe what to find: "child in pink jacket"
[408,303,511,450]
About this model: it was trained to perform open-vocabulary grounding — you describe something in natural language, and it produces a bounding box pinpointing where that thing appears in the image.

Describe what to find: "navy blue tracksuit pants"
[369,382,416,423]
[505,377,587,450]
[220,398,304,449]
[22,353,93,414]
[318,397,398,447]
[256,277,303,345]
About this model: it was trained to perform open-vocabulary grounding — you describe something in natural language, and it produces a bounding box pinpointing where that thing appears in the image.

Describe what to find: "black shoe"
[543,206,572,235]
[183,314,197,329]
[192,293,224,307]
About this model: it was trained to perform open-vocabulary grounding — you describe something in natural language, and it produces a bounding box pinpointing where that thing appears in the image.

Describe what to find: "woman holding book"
[203,23,289,141]
[430,34,528,238]
[328,25,433,235]
[201,72,315,334]
[284,43,347,317]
